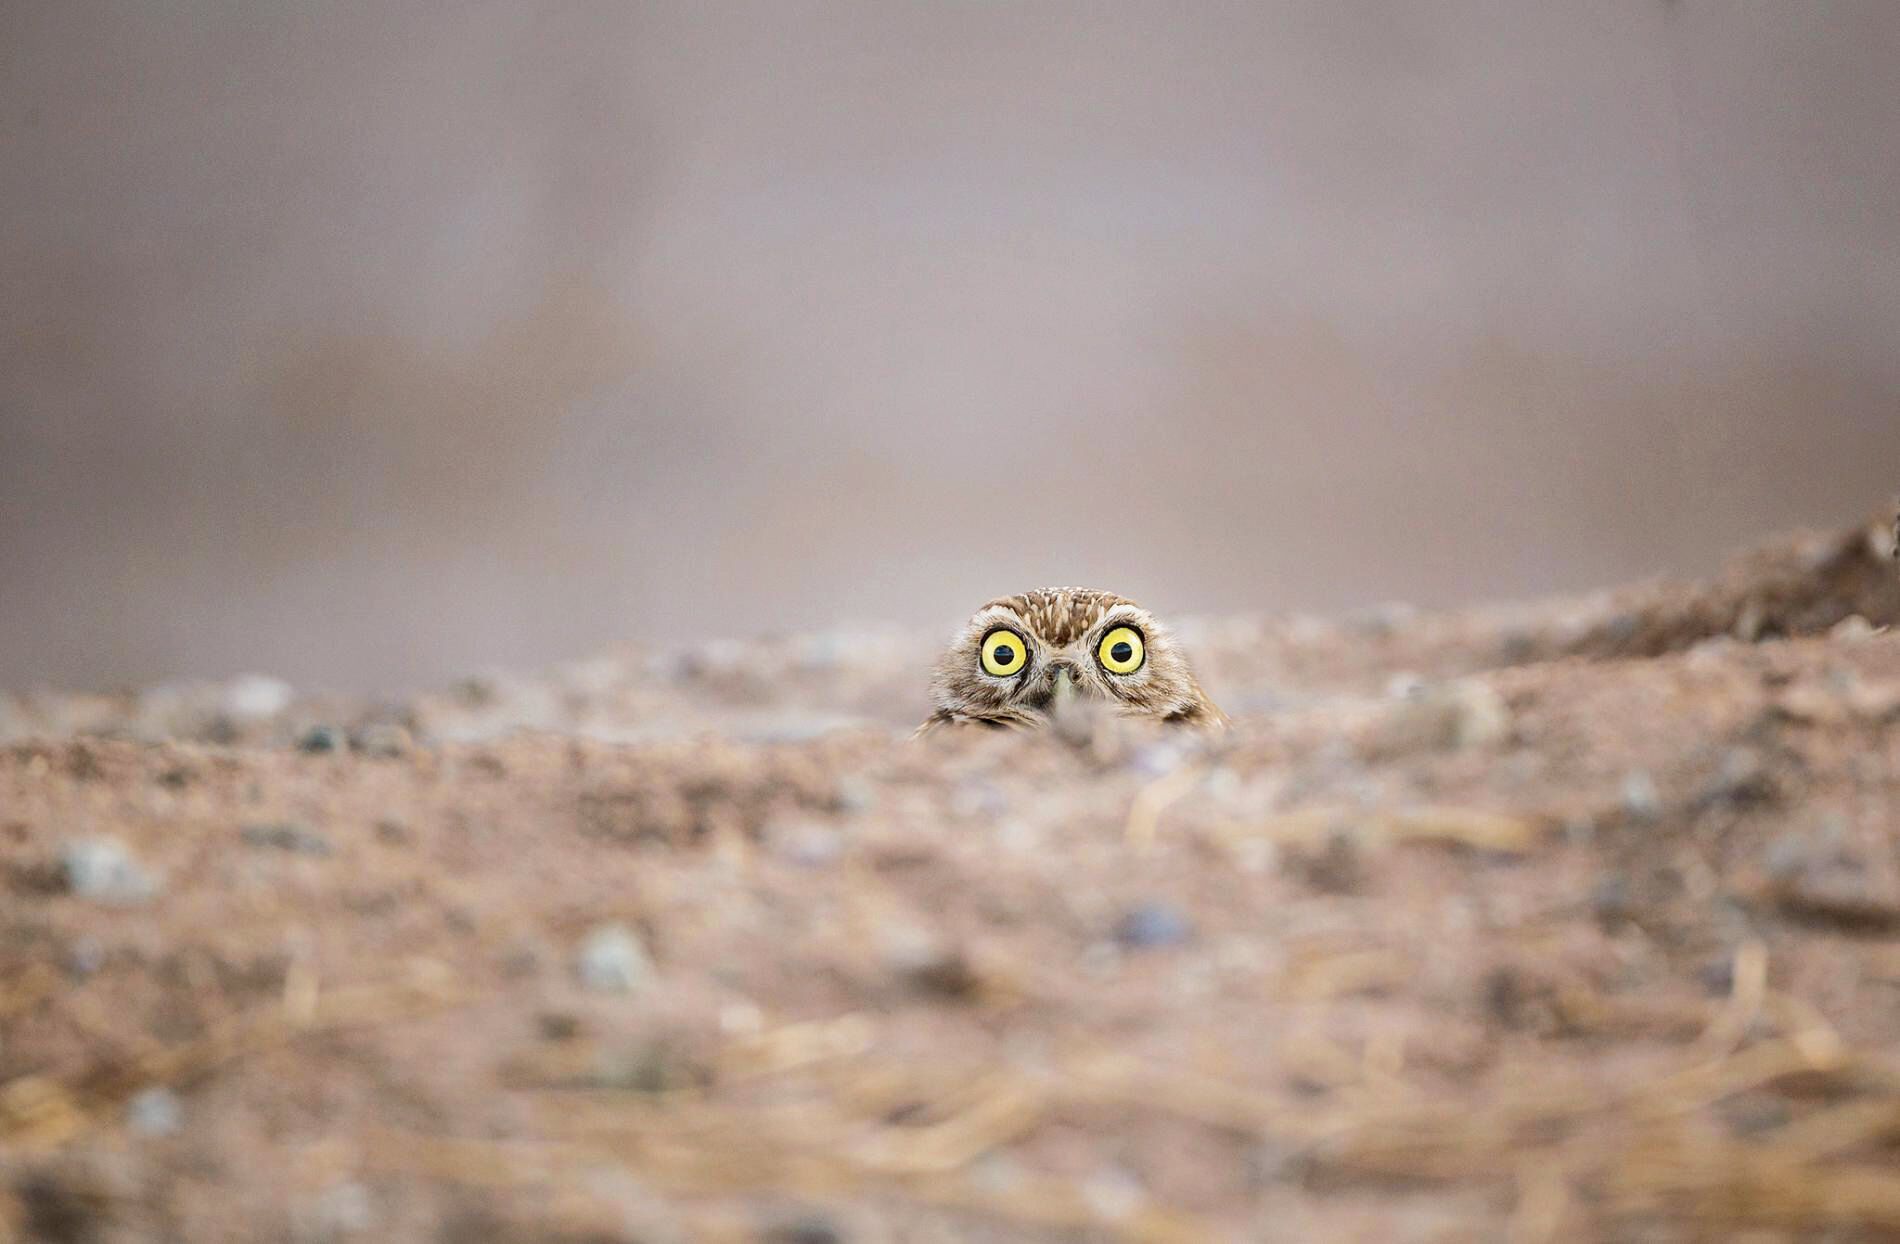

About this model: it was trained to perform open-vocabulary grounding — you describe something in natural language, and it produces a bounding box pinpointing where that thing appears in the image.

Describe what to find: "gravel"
[240,822,334,856]
[1621,770,1663,821]
[126,1087,183,1136]
[350,723,412,758]
[297,724,345,754]
[61,837,159,904]
[220,674,293,723]
[1114,902,1193,950]
[771,820,844,868]
[762,1213,845,1244]
[576,924,654,993]
[880,923,979,997]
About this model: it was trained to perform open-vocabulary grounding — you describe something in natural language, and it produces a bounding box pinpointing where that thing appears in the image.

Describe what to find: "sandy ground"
[6,517,1900,1242]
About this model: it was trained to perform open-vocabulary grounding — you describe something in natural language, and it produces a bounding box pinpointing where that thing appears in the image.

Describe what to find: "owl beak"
[1049,664,1077,711]
[1046,662,1102,743]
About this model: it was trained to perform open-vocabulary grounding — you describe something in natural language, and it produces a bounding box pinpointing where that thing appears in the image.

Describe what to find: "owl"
[917,588,1225,734]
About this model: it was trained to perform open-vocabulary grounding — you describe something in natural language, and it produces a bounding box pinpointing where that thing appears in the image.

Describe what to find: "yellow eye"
[980,629,1029,677]
[1097,625,1145,674]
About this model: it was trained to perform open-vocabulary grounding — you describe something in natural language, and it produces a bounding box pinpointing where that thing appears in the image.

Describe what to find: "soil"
[5,516,1900,1243]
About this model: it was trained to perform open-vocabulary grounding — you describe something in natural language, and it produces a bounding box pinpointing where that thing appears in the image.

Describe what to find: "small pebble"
[126,1087,182,1137]
[450,676,498,707]
[1621,771,1662,821]
[1876,517,1900,561]
[221,674,293,723]
[718,1000,764,1036]
[1832,614,1877,643]
[593,1038,708,1093]
[994,819,1042,855]
[577,924,654,994]
[761,1212,843,1244]
[1699,749,1775,807]
[1384,671,1426,699]
[61,837,159,904]
[1128,740,1189,778]
[297,724,344,754]
[1497,629,1538,663]
[833,778,876,814]
[880,925,979,997]
[772,822,842,868]
[684,638,748,678]
[499,936,551,979]
[1732,599,1767,642]
[351,723,412,758]
[1114,903,1193,950]
[241,822,333,856]
[536,1012,581,1041]
[1449,681,1513,748]
[969,1152,1026,1194]
[1600,613,1642,646]
[1081,1166,1147,1223]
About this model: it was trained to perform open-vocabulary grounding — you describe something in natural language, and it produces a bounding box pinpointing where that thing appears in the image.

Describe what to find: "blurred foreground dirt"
[5,518,1900,1242]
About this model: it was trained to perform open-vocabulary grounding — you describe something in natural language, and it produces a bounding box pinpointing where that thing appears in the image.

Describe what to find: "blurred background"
[4,2,1898,691]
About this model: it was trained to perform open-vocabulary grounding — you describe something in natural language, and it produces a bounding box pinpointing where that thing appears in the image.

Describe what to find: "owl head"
[918,588,1224,734]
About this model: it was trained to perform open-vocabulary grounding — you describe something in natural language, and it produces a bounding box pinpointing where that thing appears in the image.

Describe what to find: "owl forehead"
[980,587,1135,647]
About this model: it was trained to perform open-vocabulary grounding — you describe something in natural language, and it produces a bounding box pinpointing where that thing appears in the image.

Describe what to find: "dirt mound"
[5,520,1900,1241]
[1563,515,1900,659]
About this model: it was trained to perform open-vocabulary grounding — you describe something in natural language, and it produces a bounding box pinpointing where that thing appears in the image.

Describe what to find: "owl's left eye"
[980,628,1029,677]
[1097,625,1145,674]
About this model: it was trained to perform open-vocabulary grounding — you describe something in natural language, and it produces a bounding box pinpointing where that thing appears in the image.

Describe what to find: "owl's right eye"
[980,629,1029,677]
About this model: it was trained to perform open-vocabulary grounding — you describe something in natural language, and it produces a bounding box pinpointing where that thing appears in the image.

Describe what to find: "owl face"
[920,588,1224,733]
